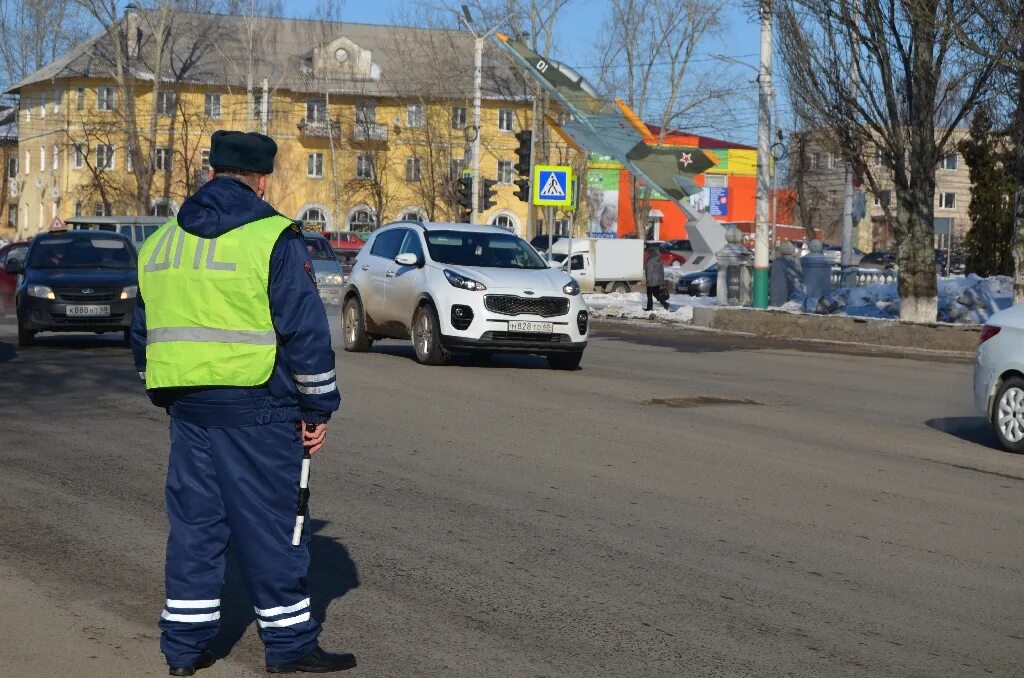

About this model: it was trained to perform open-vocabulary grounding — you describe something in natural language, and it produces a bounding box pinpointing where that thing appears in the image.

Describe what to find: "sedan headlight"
[120,285,138,300]
[562,278,580,296]
[444,269,487,291]
[694,276,712,287]
[27,285,55,300]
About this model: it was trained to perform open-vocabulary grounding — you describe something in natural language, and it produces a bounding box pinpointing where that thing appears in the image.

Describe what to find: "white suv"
[342,221,589,369]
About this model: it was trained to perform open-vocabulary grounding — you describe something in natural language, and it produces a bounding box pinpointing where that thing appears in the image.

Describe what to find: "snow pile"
[806,274,1012,323]
[585,292,717,323]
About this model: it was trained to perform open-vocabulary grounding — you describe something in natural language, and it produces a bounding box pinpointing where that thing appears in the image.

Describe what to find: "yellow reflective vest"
[138,215,293,389]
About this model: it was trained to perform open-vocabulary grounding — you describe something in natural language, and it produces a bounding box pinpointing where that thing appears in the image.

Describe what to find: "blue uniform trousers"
[159,418,321,667]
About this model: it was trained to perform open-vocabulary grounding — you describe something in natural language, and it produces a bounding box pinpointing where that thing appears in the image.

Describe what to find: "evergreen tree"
[959,108,1015,277]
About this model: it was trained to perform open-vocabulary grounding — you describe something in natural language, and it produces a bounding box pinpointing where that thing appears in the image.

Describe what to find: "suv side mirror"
[4,258,23,275]
[394,252,420,267]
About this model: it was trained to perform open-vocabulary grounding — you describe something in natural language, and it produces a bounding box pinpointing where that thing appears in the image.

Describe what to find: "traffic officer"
[131,130,356,675]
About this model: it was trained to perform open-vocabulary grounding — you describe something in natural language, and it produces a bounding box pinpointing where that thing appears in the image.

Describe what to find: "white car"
[973,303,1024,452]
[341,221,589,369]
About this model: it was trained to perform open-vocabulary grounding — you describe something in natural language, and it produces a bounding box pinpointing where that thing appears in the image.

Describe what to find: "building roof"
[7,11,526,102]
[0,106,16,141]
[646,124,756,151]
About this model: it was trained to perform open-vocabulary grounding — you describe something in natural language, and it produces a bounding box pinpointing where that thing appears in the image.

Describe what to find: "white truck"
[549,238,645,293]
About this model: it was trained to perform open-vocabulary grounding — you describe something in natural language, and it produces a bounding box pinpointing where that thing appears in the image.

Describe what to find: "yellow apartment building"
[7,9,556,240]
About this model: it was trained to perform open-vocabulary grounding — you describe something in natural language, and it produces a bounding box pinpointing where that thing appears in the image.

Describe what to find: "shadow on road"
[0,341,14,363]
[370,343,549,369]
[211,519,360,660]
[926,417,1002,451]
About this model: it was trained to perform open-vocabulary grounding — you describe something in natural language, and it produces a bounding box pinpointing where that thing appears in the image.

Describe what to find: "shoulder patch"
[304,260,318,289]
[289,222,302,234]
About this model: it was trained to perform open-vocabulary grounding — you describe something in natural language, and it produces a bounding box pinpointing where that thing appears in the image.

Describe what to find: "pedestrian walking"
[643,243,670,311]
[131,130,355,675]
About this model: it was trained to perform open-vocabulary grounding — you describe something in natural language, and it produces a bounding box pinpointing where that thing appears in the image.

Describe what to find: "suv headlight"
[27,285,55,300]
[562,278,580,296]
[120,285,138,300]
[444,269,486,291]
[318,274,344,285]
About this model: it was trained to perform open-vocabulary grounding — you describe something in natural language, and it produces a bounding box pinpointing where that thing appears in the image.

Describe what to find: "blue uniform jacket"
[131,176,340,427]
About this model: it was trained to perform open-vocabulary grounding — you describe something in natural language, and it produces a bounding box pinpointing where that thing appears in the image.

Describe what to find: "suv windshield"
[426,231,548,269]
[303,237,337,261]
[28,236,135,269]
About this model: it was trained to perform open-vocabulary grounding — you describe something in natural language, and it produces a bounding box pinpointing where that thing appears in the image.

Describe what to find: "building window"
[449,158,466,179]
[200,149,210,171]
[405,157,422,181]
[253,92,270,122]
[873,190,891,207]
[39,93,46,118]
[23,149,29,174]
[39,146,45,172]
[155,147,172,172]
[491,214,515,231]
[939,192,957,210]
[828,153,839,169]
[23,105,30,123]
[874,149,884,167]
[97,87,115,111]
[406,103,425,128]
[95,202,112,217]
[307,152,324,178]
[157,91,176,116]
[151,199,174,217]
[360,154,376,180]
[355,100,375,124]
[810,152,822,170]
[53,88,62,113]
[52,145,59,171]
[498,108,514,132]
[204,93,221,119]
[306,98,326,124]
[8,205,17,228]
[451,106,466,129]
[96,144,115,170]
[349,207,374,230]
[941,153,958,170]
[497,160,513,184]
[76,88,85,111]
[7,156,16,179]
[73,144,85,169]
[400,210,424,222]
[301,207,328,230]
[74,201,83,216]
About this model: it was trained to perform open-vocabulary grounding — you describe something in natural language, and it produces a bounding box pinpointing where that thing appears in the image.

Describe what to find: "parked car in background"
[659,249,688,268]
[324,231,365,252]
[823,245,865,265]
[661,239,692,255]
[675,266,718,297]
[303,232,345,306]
[974,304,1024,452]
[859,251,897,270]
[530,234,562,253]
[7,230,138,346]
[0,240,31,315]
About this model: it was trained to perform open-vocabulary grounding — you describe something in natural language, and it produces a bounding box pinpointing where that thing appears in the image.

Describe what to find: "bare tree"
[0,0,88,94]
[777,0,996,322]
[595,0,734,239]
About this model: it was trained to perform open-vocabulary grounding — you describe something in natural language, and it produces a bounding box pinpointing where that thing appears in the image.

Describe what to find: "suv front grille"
[484,295,569,317]
[56,286,120,303]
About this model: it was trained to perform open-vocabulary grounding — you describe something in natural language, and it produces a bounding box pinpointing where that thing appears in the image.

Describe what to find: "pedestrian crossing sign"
[532,165,573,206]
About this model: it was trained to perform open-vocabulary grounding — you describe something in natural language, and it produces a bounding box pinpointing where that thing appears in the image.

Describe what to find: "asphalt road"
[0,316,1022,677]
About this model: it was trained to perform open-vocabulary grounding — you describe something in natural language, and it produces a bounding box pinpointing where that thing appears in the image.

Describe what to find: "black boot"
[168,651,215,676]
[266,647,357,673]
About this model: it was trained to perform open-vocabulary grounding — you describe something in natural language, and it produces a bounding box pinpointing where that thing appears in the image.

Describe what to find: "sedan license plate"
[508,320,553,333]
[66,305,110,317]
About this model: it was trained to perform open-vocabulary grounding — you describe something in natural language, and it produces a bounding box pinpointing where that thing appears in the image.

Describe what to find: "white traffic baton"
[291,424,314,546]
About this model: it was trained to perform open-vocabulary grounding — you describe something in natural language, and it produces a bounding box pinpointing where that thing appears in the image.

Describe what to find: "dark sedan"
[7,230,138,346]
[675,266,718,297]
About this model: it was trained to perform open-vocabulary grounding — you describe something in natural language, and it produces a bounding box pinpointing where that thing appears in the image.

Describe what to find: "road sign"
[533,165,573,207]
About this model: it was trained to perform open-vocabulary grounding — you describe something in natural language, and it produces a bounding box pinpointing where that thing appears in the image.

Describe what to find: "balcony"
[297,119,341,139]
[351,122,388,143]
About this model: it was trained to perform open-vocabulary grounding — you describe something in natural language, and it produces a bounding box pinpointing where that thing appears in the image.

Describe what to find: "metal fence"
[830,268,898,287]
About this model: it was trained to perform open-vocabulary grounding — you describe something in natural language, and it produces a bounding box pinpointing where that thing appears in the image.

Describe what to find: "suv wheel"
[547,351,583,371]
[17,313,35,347]
[342,297,373,352]
[412,304,449,366]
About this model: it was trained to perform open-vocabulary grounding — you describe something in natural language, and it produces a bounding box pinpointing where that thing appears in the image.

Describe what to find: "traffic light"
[513,130,532,176]
[481,179,498,210]
[456,175,473,210]
[513,178,530,203]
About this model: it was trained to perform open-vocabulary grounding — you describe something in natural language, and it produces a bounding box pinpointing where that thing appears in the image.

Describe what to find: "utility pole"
[460,6,513,225]
[840,0,859,272]
[754,0,773,308]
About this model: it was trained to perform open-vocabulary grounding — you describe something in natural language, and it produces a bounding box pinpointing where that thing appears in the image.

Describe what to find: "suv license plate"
[508,321,552,333]
[66,305,110,317]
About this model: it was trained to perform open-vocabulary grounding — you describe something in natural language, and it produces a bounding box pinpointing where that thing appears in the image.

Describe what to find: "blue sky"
[282,1,774,144]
